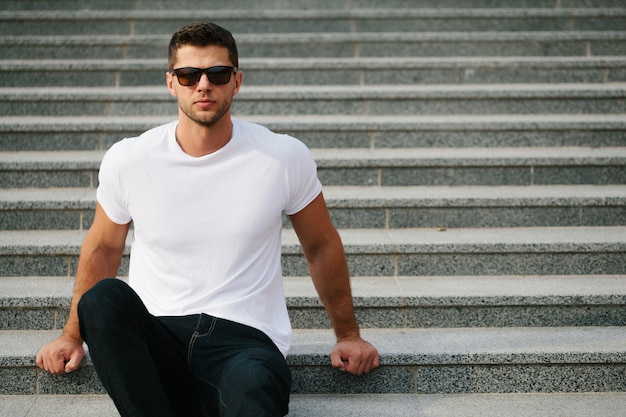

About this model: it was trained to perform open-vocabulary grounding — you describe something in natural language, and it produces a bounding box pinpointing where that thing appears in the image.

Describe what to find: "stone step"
[2,114,624,151]
[1,84,624,117]
[0,227,624,278]
[2,275,625,331]
[313,146,626,186]
[2,185,625,230]
[2,146,624,187]
[1,8,624,36]
[0,0,622,406]
[3,392,626,417]
[2,0,625,10]
[324,185,626,228]
[3,57,626,86]
[2,327,625,395]
[1,31,625,60]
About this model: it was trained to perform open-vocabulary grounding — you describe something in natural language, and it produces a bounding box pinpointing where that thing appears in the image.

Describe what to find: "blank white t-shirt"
[96,119,322,356]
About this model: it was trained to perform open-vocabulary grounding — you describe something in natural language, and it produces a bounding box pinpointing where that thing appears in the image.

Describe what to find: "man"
[36,21,379,417]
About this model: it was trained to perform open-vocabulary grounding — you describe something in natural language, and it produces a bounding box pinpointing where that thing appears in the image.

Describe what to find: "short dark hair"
[168,21,239,70]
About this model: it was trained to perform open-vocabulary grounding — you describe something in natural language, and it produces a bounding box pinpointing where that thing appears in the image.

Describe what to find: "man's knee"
[78,278,143,340]
[78,278,128,316]
[218,350,291,416]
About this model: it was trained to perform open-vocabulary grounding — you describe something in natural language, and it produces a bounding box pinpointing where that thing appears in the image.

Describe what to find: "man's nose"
[196,73,212,89]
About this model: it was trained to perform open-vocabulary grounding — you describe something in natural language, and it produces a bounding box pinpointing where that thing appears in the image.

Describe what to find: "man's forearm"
[63,230,126,341]
[306,236,360,340]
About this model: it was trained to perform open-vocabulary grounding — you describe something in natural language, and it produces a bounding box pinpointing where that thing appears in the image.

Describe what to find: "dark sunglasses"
[170,66,238,86]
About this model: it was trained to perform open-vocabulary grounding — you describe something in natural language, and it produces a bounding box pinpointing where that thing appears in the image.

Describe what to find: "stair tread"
[3,392,626,417]
[3,7,626,18]
[2,30,625,40]
[2,84,624,118]
[0,0,624,398]
[2,275,625,308]
[1,226,625,254]
[2,113,624,129]
[2,146,626,167]
[312,146,626,164]
[324,184,626,204]
[287,226,626,251]
[2,327,625,366]
[3,55,626,69]
[3,185,626,207]
[2,83,625,97]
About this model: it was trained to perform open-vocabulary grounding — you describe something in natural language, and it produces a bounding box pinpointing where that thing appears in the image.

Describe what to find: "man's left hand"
[330,336,380,376]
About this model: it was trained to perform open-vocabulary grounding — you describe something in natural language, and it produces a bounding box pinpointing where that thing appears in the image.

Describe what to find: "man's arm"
[36,202,130,375]
[289,192,379,376]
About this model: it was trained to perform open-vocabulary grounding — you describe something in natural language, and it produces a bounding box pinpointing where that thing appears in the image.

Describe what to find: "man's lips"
[195,99,215,108]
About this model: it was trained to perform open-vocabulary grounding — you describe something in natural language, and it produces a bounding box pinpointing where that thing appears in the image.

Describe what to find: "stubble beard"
[180,96,232,128]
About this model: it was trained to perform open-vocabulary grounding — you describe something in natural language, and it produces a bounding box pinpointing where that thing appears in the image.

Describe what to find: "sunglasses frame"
[170,66,238,86]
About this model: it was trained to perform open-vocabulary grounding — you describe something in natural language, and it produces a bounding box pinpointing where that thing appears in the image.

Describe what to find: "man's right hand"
[35,334,85,375]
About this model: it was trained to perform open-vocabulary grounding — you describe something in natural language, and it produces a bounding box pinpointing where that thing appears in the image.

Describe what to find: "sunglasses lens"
[174,68,202,86]
[173,67,234,86]
[207,67,232,85]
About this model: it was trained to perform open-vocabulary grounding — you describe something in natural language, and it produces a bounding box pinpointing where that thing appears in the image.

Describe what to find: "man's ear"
[166,71,177,97]
[232,70,243,97]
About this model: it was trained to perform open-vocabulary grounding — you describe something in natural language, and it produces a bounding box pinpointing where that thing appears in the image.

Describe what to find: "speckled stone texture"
[1,0,625,411]
[3,393,626,417]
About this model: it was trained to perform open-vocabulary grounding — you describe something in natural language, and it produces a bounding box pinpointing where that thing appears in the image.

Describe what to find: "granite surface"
[3,392,626,417]
[2,327,625,395]
[2,275,625,330]
[2,185,625,230]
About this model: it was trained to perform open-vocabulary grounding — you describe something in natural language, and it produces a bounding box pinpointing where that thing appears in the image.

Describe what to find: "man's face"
[166,44,241,128]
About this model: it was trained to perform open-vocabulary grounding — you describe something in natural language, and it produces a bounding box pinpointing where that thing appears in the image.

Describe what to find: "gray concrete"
[1,84,624,117]
[2,184,625,230]
[0,0,624,408]
[3,393,626,417]
[2,327,626,395]
[3,144,626,187]
[1,113,625,151]
[1,0,624,10]
[2,274,625,330]
[1,226,625,278]
[1,31,626,60]
[2,8,625,36]
[2,57,626,86]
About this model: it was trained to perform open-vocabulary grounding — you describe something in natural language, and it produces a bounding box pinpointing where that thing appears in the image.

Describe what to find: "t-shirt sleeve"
[283,138,323,216]
[96,141,133,225]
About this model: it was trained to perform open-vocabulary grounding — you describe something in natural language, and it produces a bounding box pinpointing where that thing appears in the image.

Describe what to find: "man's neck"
[175,118,233,157]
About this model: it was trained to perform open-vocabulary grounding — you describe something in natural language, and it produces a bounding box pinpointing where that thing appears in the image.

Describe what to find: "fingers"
[35,337,84,375]
[330,351,347,371]
[342,352,377,376]
[39,351,67,374]
[350,349,379,376]
[64,353,83,373]
[36,349,64,374]
[358,354,378,375]
[35,351,43,368]
[331,338,380,376]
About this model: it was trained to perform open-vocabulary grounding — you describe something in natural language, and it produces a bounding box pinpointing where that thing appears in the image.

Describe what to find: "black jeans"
[78,279,291,417]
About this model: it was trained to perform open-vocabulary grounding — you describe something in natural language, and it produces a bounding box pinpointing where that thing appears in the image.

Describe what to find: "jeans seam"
[187,315,217,366]
[187,316,227,412]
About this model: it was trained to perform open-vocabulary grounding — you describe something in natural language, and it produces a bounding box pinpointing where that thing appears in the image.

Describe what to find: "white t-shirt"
[96,119,322,356]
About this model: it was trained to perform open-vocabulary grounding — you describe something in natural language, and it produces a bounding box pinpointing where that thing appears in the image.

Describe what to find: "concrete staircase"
[1,0,626,416]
